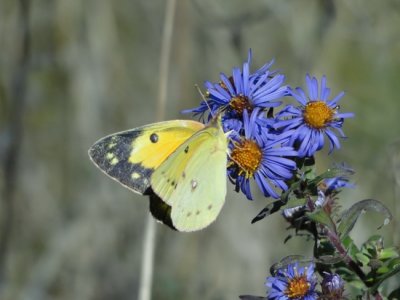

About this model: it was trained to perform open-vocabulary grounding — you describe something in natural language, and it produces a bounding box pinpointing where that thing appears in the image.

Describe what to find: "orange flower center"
[285,275,310,298]
[218,78,253,114]
[230,140,262,178]
[303,101,334,129]
[229,95,253,114]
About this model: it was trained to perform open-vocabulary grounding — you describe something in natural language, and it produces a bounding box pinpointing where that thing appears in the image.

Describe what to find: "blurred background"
[1,0,400,299]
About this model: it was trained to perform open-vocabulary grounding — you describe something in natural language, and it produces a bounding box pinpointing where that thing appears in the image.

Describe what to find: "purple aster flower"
[227,109,297,200]
[266,262,318,300]
[324,176,355,193]
[275,74,354,157]
[184,49,287,122]
[321,273,345,299]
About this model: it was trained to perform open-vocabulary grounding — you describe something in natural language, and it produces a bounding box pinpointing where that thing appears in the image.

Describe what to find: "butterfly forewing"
[151,118,228,231]
[88,120,204,195]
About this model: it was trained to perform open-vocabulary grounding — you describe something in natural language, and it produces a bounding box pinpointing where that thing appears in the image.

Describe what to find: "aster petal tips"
[183,50,287,123]
[276,75,354,157]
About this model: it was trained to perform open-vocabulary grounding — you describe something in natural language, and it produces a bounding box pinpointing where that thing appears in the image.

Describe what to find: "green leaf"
[370,259,400,293]
[286,197,308,208]
[251,200,285,223]
[348,280,366,290]
[280,178,304,203]
[355,252,370,266]
[387,257,400,269]
[306,209,335,231]
[379,247,399,260]
[338,199,392,238]
[377,265,389,274]
[342,236,360,259]
[374,257,400,279]
[301,157,317,180]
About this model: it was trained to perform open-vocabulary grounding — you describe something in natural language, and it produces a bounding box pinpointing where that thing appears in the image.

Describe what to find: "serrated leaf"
[387,257,400,269]
[379,247,399,260]
[370,260,400,293]
[286,197,307,208]
[306,209,335,231]
[338,199,392,238]
[251,200,285,223]
[355,253,370,266]
[342,236,360,259]
[348,280,366,290]
[377,265,390,274]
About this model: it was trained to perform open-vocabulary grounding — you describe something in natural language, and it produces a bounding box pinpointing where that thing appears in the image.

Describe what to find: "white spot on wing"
[191,179,198,191]
[131,172,141,180]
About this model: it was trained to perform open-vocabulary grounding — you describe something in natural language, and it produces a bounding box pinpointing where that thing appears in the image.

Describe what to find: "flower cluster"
[184,50,399,300]
[185,49,354,200]
[266,262,345,300]
[266,262,318,300]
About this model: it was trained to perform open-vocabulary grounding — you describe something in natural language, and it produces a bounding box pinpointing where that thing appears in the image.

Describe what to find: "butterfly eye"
[150,133,159,143]
[184,146,189,153]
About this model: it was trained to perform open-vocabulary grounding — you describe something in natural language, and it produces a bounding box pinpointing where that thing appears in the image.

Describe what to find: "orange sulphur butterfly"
[88,116,228,232]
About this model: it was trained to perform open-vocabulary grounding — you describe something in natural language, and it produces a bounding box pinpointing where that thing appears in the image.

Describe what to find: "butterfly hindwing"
[151,118,228,231]
[88,120,205,195]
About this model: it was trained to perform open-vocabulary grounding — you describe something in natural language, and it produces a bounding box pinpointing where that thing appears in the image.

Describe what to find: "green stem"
[325,229,367,283]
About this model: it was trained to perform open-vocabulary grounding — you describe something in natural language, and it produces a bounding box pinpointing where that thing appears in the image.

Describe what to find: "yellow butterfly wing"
[150,117,228,232]
[88,120,205,195]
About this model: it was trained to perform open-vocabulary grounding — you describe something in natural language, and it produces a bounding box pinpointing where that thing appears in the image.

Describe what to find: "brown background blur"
[1,0,400,299]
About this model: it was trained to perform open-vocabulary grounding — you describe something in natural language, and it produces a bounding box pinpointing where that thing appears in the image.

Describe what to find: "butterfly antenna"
[195,84,215,119]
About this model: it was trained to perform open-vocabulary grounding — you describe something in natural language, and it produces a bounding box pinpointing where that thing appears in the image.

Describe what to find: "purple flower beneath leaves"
[275,75,354,157]
[266,262,318,300]
[321,273,345,299]
[227,109,297,200]
[184,49,287,122]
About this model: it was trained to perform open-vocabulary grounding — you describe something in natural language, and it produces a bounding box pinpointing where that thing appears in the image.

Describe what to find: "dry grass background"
[1,0,400,299]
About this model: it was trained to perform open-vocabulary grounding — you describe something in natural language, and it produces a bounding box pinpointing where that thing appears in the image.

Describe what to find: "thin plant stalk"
[138,0,176,299]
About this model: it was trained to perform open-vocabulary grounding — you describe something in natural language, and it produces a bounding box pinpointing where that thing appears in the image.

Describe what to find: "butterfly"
[88,116,228,232]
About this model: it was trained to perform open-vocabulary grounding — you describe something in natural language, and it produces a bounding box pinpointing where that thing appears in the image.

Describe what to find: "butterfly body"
[89,117,228,231]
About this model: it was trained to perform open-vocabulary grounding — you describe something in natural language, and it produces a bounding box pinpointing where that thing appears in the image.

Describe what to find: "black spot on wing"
[149,193,176,230]
[150,133,159,143]
[89,132,154,194]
